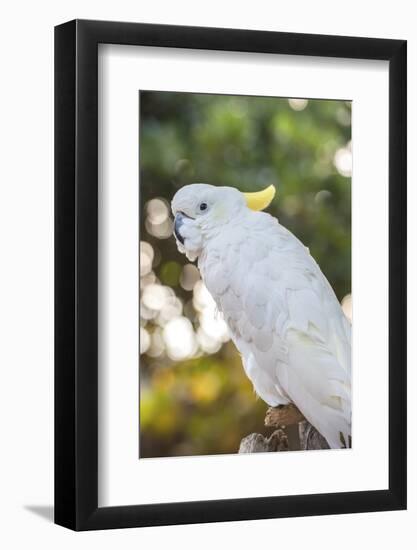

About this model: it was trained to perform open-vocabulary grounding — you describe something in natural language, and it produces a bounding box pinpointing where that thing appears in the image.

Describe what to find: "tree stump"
[238,404,329,453]
[239,429,289,453]
[298,420,329,450]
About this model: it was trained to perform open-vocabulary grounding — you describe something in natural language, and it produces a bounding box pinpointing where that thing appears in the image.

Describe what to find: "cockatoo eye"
[199,202,208,212]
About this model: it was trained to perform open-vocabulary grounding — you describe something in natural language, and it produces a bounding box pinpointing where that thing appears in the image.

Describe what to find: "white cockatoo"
[171,183,351,449]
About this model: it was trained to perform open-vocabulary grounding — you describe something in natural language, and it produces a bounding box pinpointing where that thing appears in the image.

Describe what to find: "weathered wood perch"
[239,429,289,453]
[239,404,329,453]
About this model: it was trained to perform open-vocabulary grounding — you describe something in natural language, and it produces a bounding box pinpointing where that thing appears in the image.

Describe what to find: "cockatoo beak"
[174,213,186,244]
[243,185,276,211]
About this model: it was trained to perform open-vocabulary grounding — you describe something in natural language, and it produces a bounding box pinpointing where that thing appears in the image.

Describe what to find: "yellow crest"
[243,185,276,211]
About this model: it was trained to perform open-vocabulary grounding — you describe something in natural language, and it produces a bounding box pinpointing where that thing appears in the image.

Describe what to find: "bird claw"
[264,404,305,427]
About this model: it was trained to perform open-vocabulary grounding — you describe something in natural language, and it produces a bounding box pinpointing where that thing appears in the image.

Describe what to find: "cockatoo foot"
[264,404,305,427]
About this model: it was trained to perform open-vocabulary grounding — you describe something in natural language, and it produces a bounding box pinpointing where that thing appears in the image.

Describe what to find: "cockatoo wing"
[200,211,351,449]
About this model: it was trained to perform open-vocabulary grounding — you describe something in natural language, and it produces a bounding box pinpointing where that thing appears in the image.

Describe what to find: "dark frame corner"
[55,19,407,531]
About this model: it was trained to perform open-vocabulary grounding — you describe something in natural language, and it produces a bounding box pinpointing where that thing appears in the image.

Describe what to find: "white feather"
[199,210,351,449]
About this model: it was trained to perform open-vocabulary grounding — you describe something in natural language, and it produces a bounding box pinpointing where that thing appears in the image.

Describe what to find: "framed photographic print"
[55,19,407,530]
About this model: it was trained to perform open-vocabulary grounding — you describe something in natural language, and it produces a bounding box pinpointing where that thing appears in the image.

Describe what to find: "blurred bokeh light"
[139,91,351,458]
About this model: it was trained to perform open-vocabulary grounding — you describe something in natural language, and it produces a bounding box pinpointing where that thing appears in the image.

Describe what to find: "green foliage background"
[140,91,351,458]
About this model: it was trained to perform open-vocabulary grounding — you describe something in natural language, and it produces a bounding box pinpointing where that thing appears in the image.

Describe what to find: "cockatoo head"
[171,183,275,261]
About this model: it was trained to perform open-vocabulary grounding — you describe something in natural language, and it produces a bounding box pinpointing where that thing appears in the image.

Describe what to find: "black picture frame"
[55,19,407,531]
